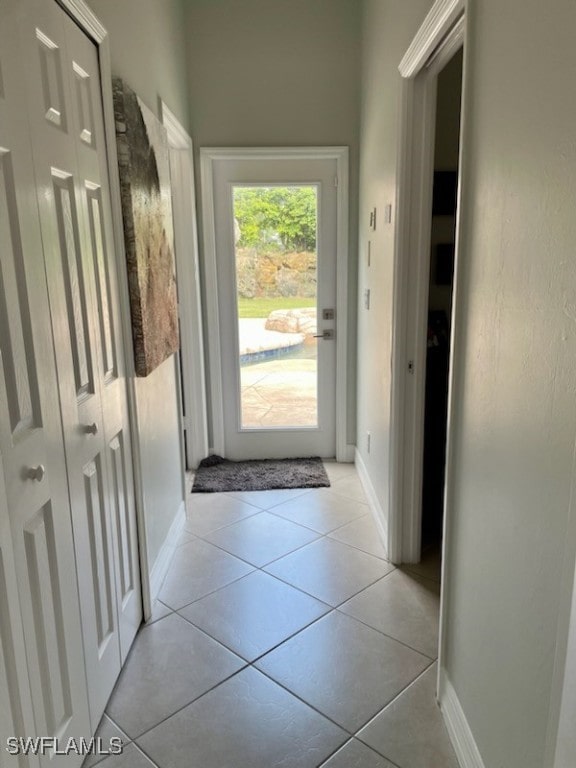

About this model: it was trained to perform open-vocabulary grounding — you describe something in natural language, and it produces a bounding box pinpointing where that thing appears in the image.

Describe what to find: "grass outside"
[237,296,316,318]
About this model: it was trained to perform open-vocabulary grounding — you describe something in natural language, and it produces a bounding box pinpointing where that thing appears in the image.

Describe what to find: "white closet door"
[62,12,141,666]
[0,2,92,762]
[18,0,142,729]
[0,456,40,768]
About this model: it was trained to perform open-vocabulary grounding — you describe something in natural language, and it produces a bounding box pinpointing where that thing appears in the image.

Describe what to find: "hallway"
[89,464,457,768]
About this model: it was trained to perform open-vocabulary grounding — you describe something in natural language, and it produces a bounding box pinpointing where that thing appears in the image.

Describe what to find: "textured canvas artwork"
[113,77,179,376]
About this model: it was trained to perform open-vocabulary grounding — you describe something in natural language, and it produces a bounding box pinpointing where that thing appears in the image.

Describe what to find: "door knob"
[313,329,335,340]
[84,422,99,436]
[26,465,45,482]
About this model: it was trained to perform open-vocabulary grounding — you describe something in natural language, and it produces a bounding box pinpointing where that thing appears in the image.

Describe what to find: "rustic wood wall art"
[113,77,179,376]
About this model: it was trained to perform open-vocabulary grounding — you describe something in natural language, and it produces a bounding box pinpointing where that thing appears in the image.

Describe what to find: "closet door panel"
[22,0,143,727]
[19,0,123,730]
[0,4,91,762]
[0,457,39,768]
[64,11,142,662]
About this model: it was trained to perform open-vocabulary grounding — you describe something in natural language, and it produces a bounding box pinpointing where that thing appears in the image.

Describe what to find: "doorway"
[200,148,349,461]
[388,8,465,566]
[421,50,463,550]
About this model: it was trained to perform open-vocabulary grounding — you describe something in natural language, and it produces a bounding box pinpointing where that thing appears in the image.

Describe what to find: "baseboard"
[149,500,186,602]
[355,448,389,555]
[439,669,485,768]
[337,443,356,463]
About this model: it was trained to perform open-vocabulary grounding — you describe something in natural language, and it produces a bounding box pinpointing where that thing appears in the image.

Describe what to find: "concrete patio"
[238,319,318,428]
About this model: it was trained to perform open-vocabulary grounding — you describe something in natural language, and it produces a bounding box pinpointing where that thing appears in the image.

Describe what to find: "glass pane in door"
[233,185,318,429]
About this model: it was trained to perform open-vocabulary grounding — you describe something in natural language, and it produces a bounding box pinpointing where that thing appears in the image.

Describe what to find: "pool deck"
[240,358,317,428]
[238,318,304,357]
[237,319,317,427]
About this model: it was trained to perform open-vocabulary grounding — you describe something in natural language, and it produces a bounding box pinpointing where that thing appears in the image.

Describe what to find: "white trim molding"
[162,102,209,468]
[439,671,486,768]
[199,149,226,456]
[149,501,186,601]
[399,0,465,77]
[161,101,191,149]
[389,4,468,760]
[355,449,389,555]
[389,0,466,563]
[56,0,107,41]
[200,146,350,461]
[342,444,356,463]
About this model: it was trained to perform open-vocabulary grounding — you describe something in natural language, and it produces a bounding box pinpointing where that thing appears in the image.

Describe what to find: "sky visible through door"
[233,185,319,429]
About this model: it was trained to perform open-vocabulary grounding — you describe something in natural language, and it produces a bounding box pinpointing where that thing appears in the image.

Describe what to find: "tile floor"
[90,463,459,768]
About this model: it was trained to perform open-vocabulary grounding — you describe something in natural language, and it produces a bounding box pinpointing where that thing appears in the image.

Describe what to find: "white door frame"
[162,102,209,469]
[390,0,471,759]
[54,0,151,617]
[389,0,465,565]
[200,146,351,462]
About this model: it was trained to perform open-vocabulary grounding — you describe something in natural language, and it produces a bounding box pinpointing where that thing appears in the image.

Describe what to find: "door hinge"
[334,175,338,188]
[408,360,415,374]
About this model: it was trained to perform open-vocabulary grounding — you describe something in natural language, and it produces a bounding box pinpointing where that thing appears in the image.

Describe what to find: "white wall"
[88,0,188,569]
[359,1,576,766]
[356,0,435,521]
[89,0,190,135]
[183,0,361,447]
[442,2,576,765]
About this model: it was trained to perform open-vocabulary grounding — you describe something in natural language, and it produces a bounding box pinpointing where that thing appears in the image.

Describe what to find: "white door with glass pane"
[208,154,339,459]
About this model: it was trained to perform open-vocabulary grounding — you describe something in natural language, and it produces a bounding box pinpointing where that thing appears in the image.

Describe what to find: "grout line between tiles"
[225,487,315,509]
[265,504,369,537]
[196,520,324,570]
[183,506,262,538]
[177,602,334,666]
[188,503,394,566]
[159,564,257,612]
[253,656,437,752]
[317,736,404,768]
[163,554,332,614]
[316,737,356,768]
[326,529,391,562]
[189,501,393,566]
[188,498,394,567]
[334,605,438,662]
[103,713,132,743]
[127,742,161,768]
[131,739,166,768]
[250,663,358,738]
[258,557,396,609]
[353,658,438,757]
[123,663,251,745]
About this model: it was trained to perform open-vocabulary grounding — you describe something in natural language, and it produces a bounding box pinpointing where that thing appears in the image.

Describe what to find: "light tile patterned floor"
[92,464,458,768]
